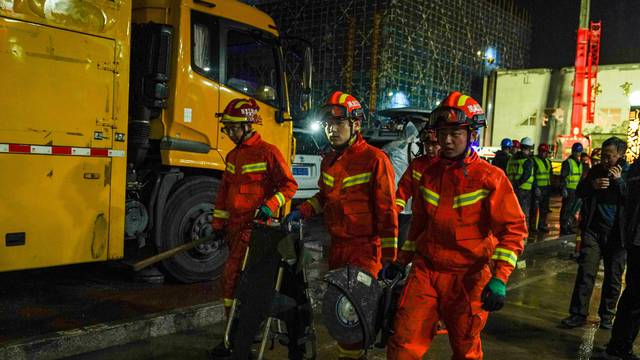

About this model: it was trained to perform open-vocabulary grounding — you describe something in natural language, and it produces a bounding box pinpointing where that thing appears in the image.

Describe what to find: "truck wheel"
[159,176,228,283]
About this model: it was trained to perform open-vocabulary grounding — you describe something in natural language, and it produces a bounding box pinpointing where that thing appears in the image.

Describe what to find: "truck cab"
[0,0,311,282]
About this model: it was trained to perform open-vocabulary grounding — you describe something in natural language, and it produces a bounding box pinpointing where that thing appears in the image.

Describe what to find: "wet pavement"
[2,194,623,360]
[67,245,638,360]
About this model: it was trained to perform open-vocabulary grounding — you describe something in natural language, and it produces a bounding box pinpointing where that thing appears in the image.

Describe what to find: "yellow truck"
[0,0,311,282]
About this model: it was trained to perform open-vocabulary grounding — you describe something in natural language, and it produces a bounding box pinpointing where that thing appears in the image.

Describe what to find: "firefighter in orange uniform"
[387,92,527,360]
[286,91,398,360]
[395,129,440,264]
[211,98,298,318]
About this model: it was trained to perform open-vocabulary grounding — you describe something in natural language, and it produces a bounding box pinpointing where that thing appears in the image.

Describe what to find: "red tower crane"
[570,0,601,137]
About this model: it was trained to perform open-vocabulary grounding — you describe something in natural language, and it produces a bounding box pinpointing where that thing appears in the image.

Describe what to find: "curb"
[0,301,223,360]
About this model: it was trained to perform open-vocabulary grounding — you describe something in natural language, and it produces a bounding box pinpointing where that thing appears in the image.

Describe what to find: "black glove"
[378,262,406,281]
[481,278,506,312]
[213,229,226,243]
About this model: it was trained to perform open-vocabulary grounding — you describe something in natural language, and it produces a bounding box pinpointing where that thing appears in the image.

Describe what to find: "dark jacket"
[492,150,510,173]
[576,161,629,246]
[625,160,640,246]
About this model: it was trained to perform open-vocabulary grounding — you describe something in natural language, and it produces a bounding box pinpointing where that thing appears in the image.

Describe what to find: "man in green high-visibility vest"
[506,137,535,228]
[531,143,553,232]
[560,142,585,235]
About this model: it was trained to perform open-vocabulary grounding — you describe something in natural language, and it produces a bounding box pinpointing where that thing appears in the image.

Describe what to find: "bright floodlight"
[310,121,321,132]
[391,92,409,108]
[629,90,640,106]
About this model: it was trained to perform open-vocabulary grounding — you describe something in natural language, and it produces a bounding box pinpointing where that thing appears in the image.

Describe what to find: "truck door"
[218,20,286,155]
[0,17,117,271]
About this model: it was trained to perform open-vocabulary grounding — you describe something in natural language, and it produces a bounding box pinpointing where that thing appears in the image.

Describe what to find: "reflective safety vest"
[506,157,533,190]
[565,158,583,190]
[533,156,552,187]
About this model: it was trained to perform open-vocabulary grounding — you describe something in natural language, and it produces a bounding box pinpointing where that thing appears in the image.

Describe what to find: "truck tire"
[159,176,228,283]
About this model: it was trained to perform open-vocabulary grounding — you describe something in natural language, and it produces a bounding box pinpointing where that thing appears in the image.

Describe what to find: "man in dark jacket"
[605,159,640,360]
[561,137,629,330]
[492,138,512,173]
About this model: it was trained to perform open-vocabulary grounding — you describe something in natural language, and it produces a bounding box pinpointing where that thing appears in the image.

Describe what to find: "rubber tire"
[322,284,364,345]
[159,175,228,283]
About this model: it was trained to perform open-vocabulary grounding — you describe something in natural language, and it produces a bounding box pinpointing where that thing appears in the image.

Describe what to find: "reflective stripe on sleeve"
[395,198,407,208]
[381,237,398,248]
[420,186,440,207]
[274,191,286,207]
[213,209,230,219]
[491,247,518,267]
[322,172,334,187]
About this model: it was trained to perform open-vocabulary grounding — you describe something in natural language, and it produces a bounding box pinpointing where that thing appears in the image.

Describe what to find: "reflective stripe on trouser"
[221,228,252,301]
[328,238,382,357]
[387,256,491,360]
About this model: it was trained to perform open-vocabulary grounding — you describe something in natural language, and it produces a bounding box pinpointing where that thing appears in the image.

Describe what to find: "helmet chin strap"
[331,119,358,152]
[440,127,473,161]
[233,125,253,146]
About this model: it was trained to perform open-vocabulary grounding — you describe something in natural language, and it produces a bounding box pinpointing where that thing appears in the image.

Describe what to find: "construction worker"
[395,130,439,262]
[211,98,298,319]
[531,143,553,232]
[286,91,398,360]
[506,137,535,228]
[510,139,521,155]
[491,138,512,173]
[560,142,584,235]
[387,92,527,360]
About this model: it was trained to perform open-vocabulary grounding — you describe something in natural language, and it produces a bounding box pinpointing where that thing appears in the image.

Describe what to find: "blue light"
[390,92,409,108]
[484,47,497,66]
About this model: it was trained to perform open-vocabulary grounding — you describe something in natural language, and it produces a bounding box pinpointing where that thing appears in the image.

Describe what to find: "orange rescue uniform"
[394,154,435,264]
[387,150,527,360]
[300,132,398,359]
[299,133,398,272]
[212,132,297,306]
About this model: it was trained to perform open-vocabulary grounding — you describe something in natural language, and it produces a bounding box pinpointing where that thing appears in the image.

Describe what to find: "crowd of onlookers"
[492,135,640,360]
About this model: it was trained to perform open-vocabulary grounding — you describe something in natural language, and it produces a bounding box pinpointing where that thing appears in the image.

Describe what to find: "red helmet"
[429,91,486,130]
[321,91,365,121]
[538,143,550,153]
[419,127,437,143]
[217,98,262,124]
[512,139,521,149]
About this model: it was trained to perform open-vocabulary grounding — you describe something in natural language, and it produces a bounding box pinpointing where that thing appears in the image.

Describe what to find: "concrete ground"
[66,242,638,360]
[3,195,622,360]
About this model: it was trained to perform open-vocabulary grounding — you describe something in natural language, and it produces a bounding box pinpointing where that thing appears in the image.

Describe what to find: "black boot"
[560,314,587,328]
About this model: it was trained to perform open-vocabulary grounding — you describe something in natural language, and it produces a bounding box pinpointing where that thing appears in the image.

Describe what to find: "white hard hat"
[521,137,534,147]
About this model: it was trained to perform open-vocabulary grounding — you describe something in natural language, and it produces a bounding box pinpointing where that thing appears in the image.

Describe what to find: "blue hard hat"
[572,143,584,153]
[501,138,513,148]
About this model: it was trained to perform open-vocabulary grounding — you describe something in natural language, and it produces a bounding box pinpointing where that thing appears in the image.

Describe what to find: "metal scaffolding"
[257,0,532,120]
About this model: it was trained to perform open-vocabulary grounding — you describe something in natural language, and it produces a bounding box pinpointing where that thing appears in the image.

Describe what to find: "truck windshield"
[226,29,281,108]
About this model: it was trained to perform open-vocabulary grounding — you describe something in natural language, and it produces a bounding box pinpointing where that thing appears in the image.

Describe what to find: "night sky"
[525,0,640,68]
